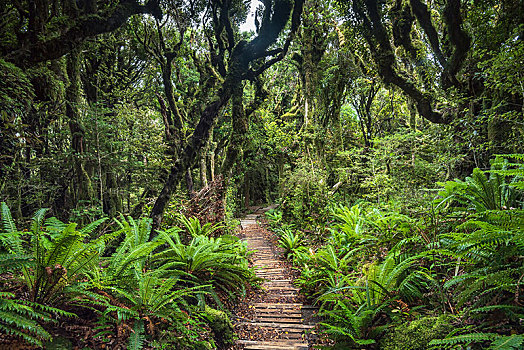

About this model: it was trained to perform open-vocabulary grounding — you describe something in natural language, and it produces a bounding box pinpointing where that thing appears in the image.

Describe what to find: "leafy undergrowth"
[0,204,258,349]
[267,154,524,350]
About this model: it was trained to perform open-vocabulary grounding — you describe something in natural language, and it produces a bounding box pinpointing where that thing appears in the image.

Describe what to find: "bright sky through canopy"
[240,0,262,32]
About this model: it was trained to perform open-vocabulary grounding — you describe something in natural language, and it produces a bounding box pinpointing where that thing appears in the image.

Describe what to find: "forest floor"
[230,207,320,350]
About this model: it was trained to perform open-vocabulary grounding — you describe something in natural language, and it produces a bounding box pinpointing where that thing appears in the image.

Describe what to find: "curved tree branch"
[6,0,162,67]
[353,0,449,124]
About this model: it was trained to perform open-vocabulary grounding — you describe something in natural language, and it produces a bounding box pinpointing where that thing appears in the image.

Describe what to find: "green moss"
[204,306,234,349]
[0,59,34,114]
[44,336,73,350]
[380,314,455,350]
[26,64,66,102]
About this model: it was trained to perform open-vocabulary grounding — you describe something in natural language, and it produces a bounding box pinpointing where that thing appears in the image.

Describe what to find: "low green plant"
[265,209,283,228]
[176,214,224,238]
[153,229,254,299]
[429,332,524,349]
[0,202,113,305]
[277,228,304,258]
[440,209,524,317]
[436,162,521,213]
[89,216,166,291]
[490,154,524,191]
[316,297,387,348]
[0,291,74,346]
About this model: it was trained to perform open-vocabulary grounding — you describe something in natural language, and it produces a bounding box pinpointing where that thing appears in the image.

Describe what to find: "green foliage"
[331,204,366,238]
[265,209,283,229]
[153,226,254,298]
[91,216,165,290]
[317,301,380,348]
[429,333,524,349]
[436,164,521,213]
[440,209,524,313]
[204,305,234,348]
[0,59,34,115]
[491,154,524,191]
[1,202,112,304]
[478,26,524,96]
[277,228,304,258]
[127,319,145,350]
[0,292,73,347]
[279,160,331,228]
[380,314,455,350]
[176,214,224,238]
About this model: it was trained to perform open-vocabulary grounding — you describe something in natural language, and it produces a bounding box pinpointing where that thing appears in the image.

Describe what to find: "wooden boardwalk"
[233,210,317,350]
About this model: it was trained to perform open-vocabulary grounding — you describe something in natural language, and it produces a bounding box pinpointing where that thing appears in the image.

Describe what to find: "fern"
[0,203,114,305]
[491,154,524,191]
[440,209,524,311]
[429,332,499,347]
[435,163,521,213]
[430,333,523,350]
[0,291,75,346]
[152,230,254,298]
[278,229,304,258]
[127,319,145,350]
[176,214,224,238]
[488,334,524,350]
[0,202,24,255]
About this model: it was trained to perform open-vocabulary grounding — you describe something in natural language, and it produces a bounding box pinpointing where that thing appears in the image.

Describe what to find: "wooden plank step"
[255,317,304,323]
[255,310,302,315]
[262,293,298,298]
[262,284,298,289]
[255,310,303,316]
[254,303,303,308]
[262,289,299,294]
[256,310,302,315]
[262,279,293,283]
[237,322,314,329]
[238,340,309,350]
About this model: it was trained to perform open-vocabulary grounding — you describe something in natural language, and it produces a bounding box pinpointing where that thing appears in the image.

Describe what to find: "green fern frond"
[79,217,108,237]
[488,334,524,350]
[0,291,75,346]
[0,202,23,255]
[127,319,145,350]
[0,253,32,272]
[429,332,499,346]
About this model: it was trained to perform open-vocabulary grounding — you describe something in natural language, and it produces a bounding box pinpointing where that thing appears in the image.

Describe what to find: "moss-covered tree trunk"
[67,48,94,207]
[150,0,302,231]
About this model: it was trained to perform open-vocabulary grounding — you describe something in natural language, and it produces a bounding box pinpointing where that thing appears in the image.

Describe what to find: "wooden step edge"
[236,322,315,329]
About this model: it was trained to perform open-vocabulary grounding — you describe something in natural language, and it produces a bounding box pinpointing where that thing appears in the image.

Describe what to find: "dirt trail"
[233,208,317,350]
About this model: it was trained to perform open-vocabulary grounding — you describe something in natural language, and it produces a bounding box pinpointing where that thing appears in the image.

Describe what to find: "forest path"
[233,207,317,350]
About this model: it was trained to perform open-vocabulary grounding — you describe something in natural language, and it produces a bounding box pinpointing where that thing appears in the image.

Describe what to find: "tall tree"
[150,0,305,230]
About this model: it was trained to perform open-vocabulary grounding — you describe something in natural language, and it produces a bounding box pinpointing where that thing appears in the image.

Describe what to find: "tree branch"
[6,0,162,67]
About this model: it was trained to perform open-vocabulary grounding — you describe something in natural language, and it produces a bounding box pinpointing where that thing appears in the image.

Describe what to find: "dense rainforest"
[0,0,523,348]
